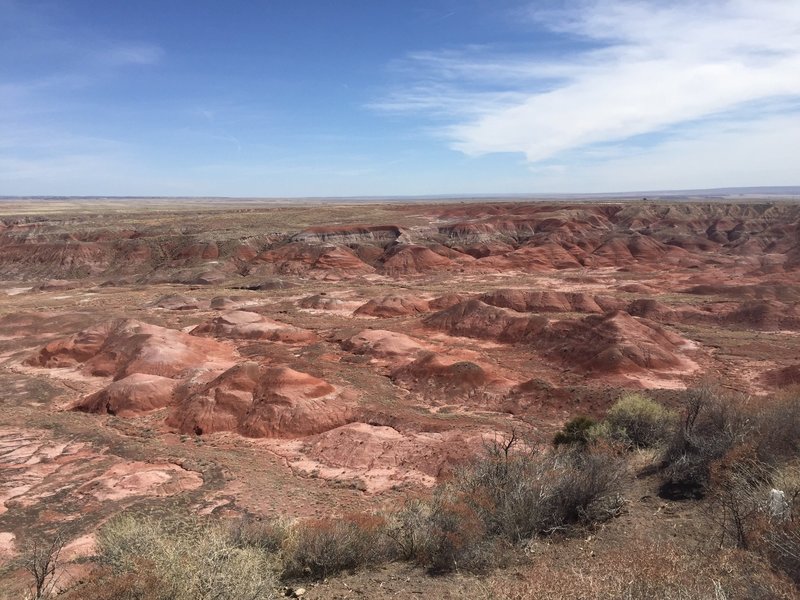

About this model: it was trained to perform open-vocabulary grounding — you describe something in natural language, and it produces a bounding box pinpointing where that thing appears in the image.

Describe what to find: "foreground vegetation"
[15,386,800,599]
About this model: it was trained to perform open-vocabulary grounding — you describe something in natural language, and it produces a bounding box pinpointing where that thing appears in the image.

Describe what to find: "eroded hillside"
[2,199,800,596]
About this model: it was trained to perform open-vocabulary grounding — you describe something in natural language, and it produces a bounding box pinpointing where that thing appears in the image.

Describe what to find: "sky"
[1,0,799,197]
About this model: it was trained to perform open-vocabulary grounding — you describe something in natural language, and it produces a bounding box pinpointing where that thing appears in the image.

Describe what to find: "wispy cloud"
[101,43,163,66]
[0,1,164,193]
[378,0,800,171]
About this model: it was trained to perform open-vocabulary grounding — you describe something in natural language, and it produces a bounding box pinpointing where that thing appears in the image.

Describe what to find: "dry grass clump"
[470,540,796,599]
[79,513,278,600]
[228,515,292,553]
[281,512,395,580]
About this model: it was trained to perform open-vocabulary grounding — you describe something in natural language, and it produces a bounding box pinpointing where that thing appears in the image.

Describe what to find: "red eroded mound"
[625,298,676,320]
[300,422,488,488]
[480,289,606,313]
[354,295,430,317]
[75,373,180,416]
[618,283,658,294]
[490,243,582,271]
[297,294,347,310]
[27,319,235,380]
[210,296,251,310]
[544,311,689,374]
[390,352,506,401]
[191,311,317,343]
[167,362,352,437]
[763,364,800,388]
[429,293,472,310]
[724,300,800,330]
[423,299,547,342]
[150,294,201,310]
[342,329,426,361]
[380,244,453,275]
[254,243,374,276]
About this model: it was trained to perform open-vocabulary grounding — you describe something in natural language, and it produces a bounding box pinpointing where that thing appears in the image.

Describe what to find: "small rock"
[769,488,789,521]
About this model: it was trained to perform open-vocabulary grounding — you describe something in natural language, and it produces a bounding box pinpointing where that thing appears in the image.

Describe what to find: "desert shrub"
[60,567,169,600]
[605,393,676,449]
[96,514,277,600]
[744,461,800,585]
[754,396,800,465]
[405,442,625,573]
[382,439,626,575]
[762,518,800,585]
[385,498,429,560]
[707,444,777,549]
[281,513,394,580]
[229,515,291,553]
[19,530,65,600]
[411,493,501,574]
[660,386,751,499]
[553,415,597,447]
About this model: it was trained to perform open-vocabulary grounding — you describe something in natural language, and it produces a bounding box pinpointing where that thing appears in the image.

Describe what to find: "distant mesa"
[291,224,405,245]
[3,203,800,284]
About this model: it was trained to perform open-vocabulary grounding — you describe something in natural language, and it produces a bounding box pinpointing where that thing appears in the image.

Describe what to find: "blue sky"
[2,0,799,196]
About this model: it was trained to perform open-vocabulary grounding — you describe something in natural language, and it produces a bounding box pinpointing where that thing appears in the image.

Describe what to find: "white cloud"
[527,111,800,192]
[102,43,163,66]
[379,0,800,180]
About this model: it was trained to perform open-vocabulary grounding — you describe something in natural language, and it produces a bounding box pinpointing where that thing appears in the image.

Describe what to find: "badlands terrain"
[1,198,800,596]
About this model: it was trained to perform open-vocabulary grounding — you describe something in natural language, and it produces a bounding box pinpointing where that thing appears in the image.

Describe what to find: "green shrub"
[605,393,676,449]
[553,416,597,447]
